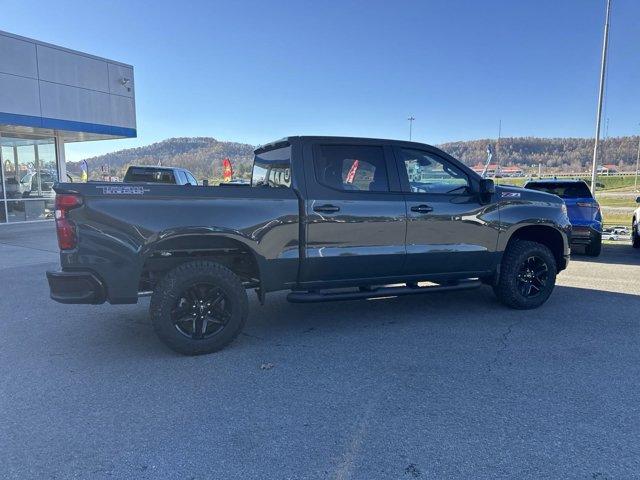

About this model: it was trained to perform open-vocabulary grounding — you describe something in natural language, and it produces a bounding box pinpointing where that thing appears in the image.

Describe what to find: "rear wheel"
[493,240,557,309]
[633,220,640,249]
[585,232,602,257]
[150,261,248,355]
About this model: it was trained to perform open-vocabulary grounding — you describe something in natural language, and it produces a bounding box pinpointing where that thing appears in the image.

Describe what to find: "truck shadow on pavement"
[240,284,639,346]
[574,242,640,266]
[84,282,639,358]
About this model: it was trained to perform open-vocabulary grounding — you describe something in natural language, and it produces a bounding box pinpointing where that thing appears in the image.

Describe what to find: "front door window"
[398,148,469,195]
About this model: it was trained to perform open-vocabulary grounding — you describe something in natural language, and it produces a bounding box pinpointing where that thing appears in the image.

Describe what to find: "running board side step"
[286,279,482,303]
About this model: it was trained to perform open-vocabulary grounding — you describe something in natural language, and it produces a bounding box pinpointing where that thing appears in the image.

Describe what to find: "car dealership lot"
[1,223,639,479]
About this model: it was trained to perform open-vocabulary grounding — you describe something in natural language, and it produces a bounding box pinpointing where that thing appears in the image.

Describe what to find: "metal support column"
[55,135,66,182]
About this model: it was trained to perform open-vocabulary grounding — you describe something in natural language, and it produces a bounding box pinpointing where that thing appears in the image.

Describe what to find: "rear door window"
[525,182,592,198]
[176,171,187,184]
[313,145,389,192]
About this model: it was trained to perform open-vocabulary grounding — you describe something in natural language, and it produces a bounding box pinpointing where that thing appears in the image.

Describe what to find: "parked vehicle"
[524,179,602,256]
[632,196,640,248]
[123,165,199,185]
[3,170,57,199]
[47,136,571,355]
[22,170,57,199]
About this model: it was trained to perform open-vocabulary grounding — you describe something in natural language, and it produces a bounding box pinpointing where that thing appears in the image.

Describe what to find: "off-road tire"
[493,240,557,309]
[633,221,640,249]
[585,233,602,257]
[150,261,248,355]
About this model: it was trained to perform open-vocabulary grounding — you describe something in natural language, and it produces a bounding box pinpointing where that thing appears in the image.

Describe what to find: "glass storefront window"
[5,199,53,222]
[0,134,58,223]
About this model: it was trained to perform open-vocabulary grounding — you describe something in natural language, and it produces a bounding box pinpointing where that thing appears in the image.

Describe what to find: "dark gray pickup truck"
[47,136,571,355]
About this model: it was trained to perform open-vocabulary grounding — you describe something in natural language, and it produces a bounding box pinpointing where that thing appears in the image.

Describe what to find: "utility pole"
[602,117,610,168]
[407,116,415,141]
[590,0,611,195]
[635,125,640,191]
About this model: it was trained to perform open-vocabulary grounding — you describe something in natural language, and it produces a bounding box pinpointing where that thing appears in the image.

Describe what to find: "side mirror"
[479,178,495,194]
[202,179,209,187]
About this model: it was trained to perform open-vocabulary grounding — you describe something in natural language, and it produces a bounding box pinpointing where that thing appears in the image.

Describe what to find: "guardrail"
[493,172,638,179]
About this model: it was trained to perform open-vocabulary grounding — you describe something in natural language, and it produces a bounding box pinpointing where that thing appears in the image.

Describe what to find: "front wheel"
[585,233,602,257]
[493,240,557,309]
[633,221,640,249]
[150,261,248,355]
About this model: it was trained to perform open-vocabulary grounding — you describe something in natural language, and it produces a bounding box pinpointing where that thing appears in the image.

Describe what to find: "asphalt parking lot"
[1,223,639,479]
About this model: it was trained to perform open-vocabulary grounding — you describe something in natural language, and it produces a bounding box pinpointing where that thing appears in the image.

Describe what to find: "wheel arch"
[501,224,568,271]
[140,230,263,291]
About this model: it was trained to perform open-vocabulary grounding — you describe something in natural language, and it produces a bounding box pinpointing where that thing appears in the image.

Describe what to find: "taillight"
[576,202,597,208]
[55,194,83,250]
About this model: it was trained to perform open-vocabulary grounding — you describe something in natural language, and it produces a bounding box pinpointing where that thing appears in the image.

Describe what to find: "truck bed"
[54,182,300,303]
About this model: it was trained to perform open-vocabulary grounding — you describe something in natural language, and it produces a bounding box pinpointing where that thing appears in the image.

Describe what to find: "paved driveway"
[1,223,639,479]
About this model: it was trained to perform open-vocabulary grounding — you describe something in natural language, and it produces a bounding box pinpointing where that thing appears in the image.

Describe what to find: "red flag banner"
[345,159,359,184]
[222,158,233,182]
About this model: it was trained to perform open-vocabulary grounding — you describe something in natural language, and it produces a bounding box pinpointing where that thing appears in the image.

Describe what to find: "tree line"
[440,136,640,172]
[68,135,640,182]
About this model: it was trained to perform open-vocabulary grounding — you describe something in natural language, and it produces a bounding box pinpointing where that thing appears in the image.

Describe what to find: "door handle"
[314,204,340,213]
[410,204,433,214]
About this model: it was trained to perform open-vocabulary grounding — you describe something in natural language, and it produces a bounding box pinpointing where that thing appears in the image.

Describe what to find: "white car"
[633,196,640,249]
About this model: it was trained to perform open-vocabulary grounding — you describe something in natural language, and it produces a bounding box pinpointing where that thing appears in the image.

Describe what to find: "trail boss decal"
[96,185,150,195]
[501,192,521,198]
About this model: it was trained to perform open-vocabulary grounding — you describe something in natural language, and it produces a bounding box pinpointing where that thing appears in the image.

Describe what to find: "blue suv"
[524,179,602,256]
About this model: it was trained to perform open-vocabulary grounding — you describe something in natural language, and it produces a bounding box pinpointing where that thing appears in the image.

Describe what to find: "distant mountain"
[439,136,640,172]
[67,137,255,181]
[69,135,640,181]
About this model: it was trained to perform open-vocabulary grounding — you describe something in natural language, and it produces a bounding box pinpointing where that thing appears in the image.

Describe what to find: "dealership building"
[0,30,136,223]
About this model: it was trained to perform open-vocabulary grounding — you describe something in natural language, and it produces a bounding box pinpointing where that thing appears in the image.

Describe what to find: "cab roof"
[525,178,588,184]
[128,165,188,171]
[255,135,438,154]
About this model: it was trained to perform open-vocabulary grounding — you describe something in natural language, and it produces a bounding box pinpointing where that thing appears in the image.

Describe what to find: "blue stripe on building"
[0,112,137,138]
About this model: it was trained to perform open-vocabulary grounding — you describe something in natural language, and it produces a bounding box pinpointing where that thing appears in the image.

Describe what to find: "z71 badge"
[501,192,521,198]
[96,185,149,195]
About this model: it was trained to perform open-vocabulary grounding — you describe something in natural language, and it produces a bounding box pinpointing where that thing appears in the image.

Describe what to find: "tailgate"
[564,197,598,224]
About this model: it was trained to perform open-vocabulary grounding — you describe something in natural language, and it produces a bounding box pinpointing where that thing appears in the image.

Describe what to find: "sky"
[3,0,640,161]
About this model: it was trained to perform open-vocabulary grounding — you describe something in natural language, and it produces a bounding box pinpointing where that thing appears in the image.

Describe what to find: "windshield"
[525,181,592,199]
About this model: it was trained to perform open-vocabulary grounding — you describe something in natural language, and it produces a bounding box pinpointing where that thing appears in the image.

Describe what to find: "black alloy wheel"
[493,239,557,309]
[516,255,549,298]
[150,261,248,355]
[172,283,231,340]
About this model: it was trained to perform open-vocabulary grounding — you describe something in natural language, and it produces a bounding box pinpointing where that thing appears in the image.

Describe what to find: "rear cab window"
[251,145,292,188]
[124,167,176,184]
[524,181,592,198]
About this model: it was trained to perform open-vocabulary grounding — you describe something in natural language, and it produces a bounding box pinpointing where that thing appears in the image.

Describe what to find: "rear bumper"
[570,226,600,246]
[46,270,106,304]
